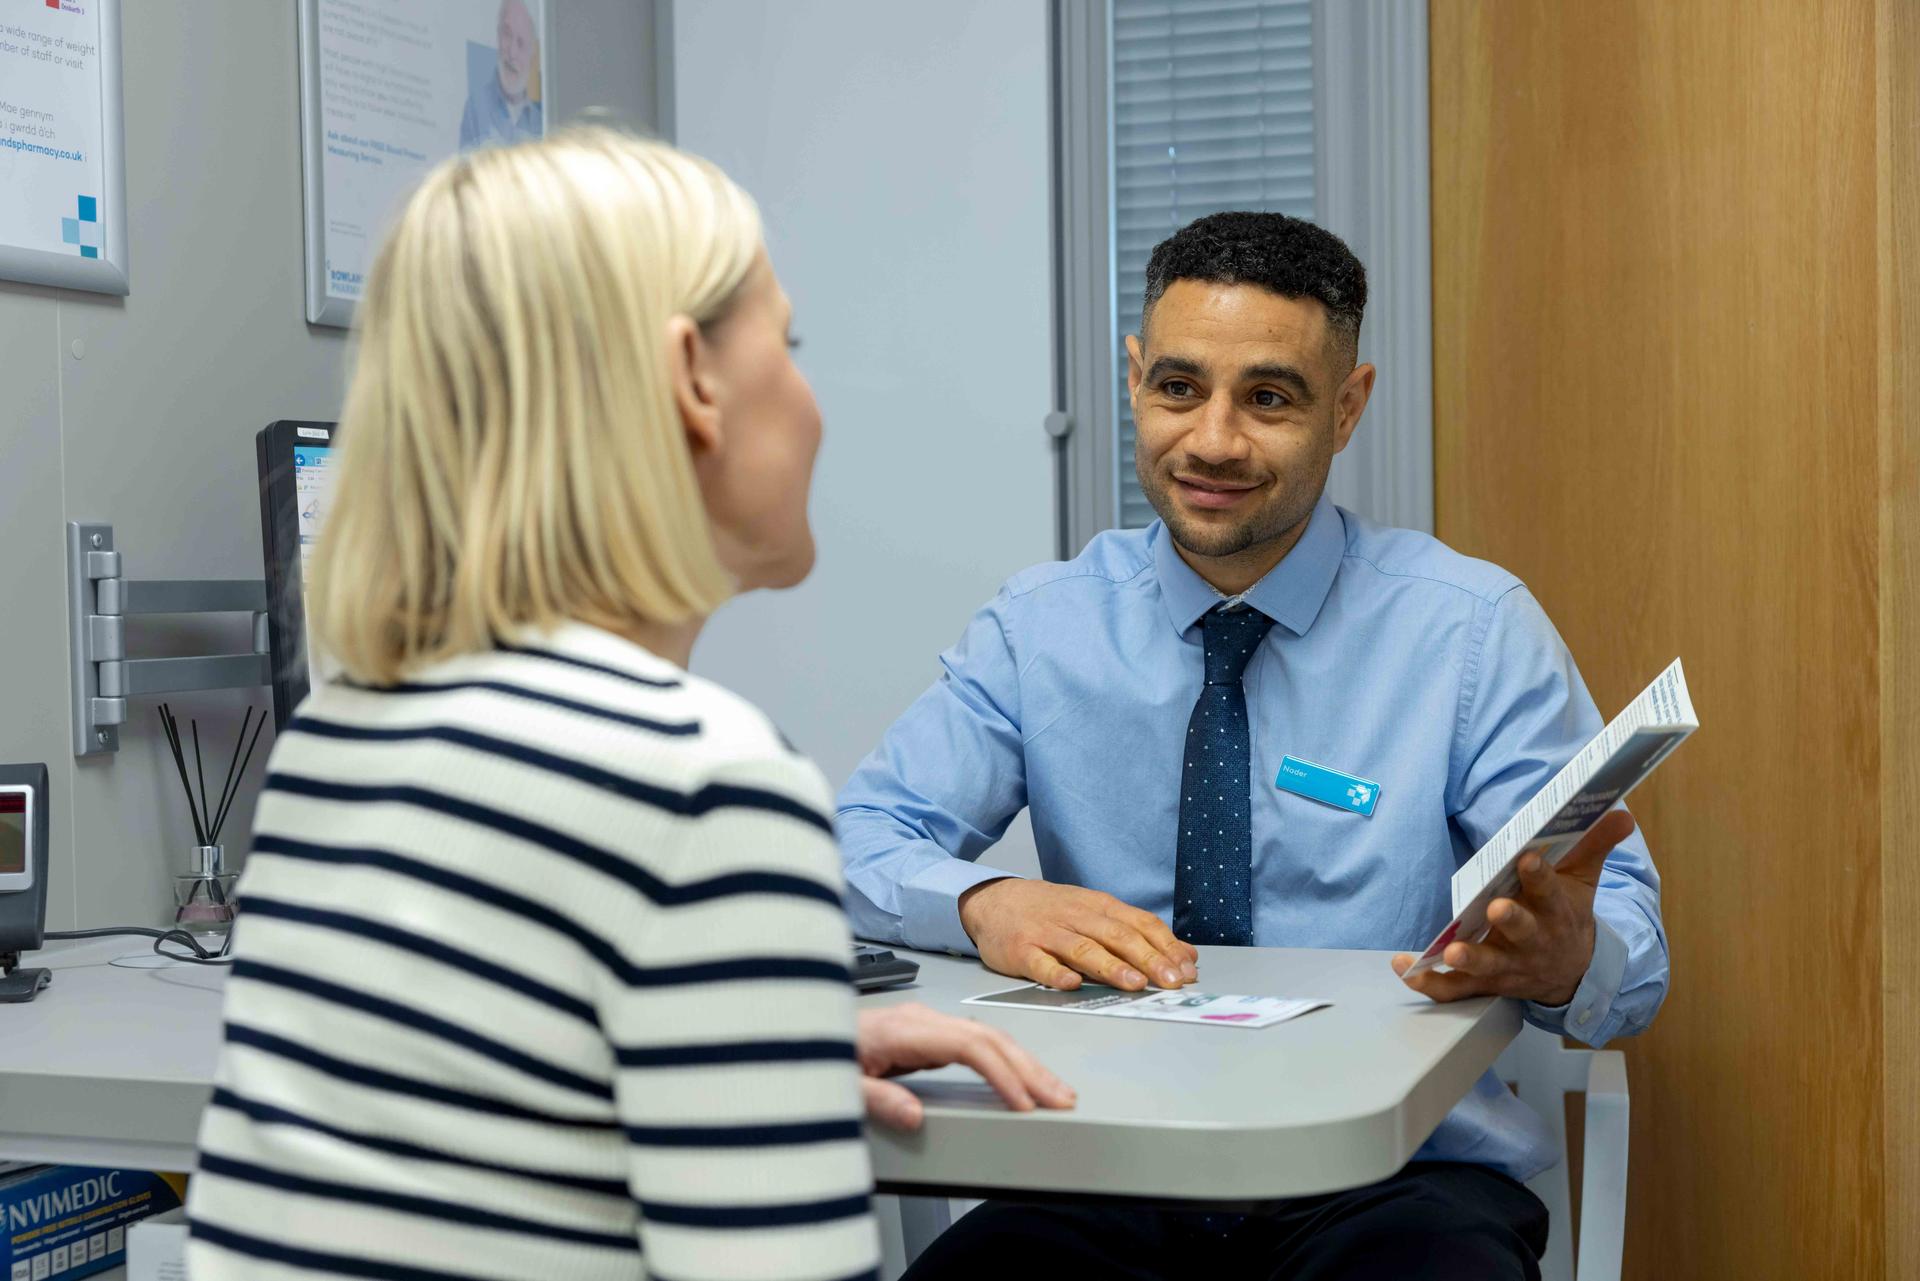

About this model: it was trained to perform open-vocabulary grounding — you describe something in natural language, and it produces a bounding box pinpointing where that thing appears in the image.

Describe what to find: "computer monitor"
[256,420,338,731]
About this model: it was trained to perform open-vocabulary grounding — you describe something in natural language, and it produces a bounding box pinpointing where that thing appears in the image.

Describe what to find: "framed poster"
[298,0,551,328]
[0,0,127,295]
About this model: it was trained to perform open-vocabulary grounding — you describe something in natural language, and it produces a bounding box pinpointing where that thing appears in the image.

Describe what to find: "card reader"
[0,764,52,1003]
[851,943,918,992]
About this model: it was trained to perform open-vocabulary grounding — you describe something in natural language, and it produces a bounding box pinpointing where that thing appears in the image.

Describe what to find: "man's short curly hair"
[1142,212,1368,364]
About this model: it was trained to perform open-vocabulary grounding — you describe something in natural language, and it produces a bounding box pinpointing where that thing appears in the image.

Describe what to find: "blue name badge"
[1275,756,1381,817]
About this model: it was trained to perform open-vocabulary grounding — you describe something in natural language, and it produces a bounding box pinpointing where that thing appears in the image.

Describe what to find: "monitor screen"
[0,792,25,878]
[259,421,339,730]
[293,441,336,661]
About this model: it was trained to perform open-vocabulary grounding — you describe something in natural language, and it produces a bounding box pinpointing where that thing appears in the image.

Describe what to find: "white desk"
[865,945,1521,1205]
[0,939,1520,1209]
[0,938,223,1172]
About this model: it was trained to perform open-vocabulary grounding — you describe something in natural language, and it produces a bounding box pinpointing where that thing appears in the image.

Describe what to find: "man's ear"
[1331,361,1376,455]
[665,313,723,458]
[1125,333,1146,410]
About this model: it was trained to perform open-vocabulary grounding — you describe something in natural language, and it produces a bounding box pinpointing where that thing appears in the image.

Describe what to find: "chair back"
[1496,1024,1596,1281]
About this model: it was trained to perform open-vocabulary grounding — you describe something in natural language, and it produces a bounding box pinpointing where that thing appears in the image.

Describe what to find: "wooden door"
[1431,2,1917,1275]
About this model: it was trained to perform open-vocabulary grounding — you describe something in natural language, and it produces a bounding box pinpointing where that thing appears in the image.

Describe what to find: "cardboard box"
[125,1210,186,1281]
[3,1167,185,1281]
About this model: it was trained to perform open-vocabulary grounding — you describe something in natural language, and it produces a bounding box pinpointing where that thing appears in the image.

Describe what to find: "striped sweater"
[186,624,879,1281]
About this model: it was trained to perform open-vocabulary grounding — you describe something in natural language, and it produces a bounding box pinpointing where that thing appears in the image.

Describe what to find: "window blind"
[1111,0,1317,529]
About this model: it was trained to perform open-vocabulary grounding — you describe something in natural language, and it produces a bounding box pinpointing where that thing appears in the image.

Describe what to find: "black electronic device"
[256,420,339,731]
[0,764,52,1003]
[851,943,919,992]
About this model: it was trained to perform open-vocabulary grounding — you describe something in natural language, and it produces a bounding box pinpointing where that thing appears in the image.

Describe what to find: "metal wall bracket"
[65,522,272,757]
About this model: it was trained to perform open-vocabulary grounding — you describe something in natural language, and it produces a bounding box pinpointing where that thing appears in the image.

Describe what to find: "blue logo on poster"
[59,195,101,259]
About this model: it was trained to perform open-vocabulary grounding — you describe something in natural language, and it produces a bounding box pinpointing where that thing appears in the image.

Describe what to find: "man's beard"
[1136,450,1329,561]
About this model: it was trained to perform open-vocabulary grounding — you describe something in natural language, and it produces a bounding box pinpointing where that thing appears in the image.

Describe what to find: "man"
[836,212,1667,1279]
[458,0,543,152]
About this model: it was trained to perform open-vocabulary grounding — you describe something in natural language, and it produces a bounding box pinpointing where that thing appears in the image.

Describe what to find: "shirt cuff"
[900,857,1024,956]
[1525,916,1629,1046]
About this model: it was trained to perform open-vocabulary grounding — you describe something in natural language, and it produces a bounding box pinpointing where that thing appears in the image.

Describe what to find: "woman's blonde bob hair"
[309,126,761,685]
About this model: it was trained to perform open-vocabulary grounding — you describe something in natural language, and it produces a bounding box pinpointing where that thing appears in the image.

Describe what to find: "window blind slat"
[1117,147,1315,176]
[1109,0,1316,531]
[1117,42,1310,61]
[1116,182,1316,213]
[1112,90,1315,120]
[1114,45,1313,70]
[1116,11,1311,39]
[1117,126,1314,153]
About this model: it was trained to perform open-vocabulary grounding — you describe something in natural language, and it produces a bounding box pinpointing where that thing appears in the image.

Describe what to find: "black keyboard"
[850,944,919,992]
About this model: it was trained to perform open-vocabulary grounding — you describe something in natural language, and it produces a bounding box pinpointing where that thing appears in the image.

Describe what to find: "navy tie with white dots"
[1173,604,1275,948]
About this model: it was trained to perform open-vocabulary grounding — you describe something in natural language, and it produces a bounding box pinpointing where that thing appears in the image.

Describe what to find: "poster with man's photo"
[299,0,550,326]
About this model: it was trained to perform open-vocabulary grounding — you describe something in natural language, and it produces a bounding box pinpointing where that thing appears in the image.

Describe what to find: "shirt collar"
[1152,492,1345,638]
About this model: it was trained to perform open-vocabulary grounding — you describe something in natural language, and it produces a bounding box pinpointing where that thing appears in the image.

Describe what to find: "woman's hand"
[857,1003,1076,1131]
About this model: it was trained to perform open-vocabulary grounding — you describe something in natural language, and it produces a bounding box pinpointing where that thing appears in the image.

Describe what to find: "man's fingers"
[969,881,1201,988]
[1487,897,1539,944]
[1405,962,1527,1003]
[1394,952,1502,998]
[1516,852,1559,900]
[1102,903,1199,982]
[1555,810,1636,885]
[1592,807,1636,847]
[1054,932,1148,990]
[1442,939,1509,979]
[862,1077,925,1131]
[1401,966,1488,1002]
[1136,913,1201,977]
[1085,917,1188,989]
[1102,899,1193,958]
[1513,811,1638,909]
[1023,946,1083,990]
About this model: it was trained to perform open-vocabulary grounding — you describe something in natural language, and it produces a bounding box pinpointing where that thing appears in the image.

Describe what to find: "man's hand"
[958,878,1199,991]
[857,1003,1075,1131]
[1392,809,1636,1007]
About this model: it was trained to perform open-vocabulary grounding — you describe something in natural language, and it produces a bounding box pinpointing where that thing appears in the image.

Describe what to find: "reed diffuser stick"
[158,704,206,845]
[191,720,209,840]
[208,709,266,844]
[207,707,253,845]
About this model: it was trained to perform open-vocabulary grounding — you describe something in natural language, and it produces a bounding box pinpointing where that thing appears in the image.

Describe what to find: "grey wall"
[672,9,1052,1272]
[0,0,1044,936]
[549,0,667,134]
[673,0,1054,879]
[0,0,660,932]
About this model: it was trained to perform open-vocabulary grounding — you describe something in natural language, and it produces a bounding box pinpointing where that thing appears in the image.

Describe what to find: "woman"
[186,128,1071,1281]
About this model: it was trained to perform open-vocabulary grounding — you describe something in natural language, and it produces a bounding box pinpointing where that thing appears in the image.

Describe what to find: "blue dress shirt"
[836,495,1669,1181]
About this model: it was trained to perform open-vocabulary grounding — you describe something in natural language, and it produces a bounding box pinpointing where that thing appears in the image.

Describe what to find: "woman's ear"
[665,313,723,458]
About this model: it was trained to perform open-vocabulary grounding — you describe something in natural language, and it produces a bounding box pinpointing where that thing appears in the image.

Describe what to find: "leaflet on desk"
[964,983,1329,1029]
[1405,658,1697,978]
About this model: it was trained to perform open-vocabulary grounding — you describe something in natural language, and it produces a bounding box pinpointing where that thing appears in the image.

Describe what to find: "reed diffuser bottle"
[159,704,264,937]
